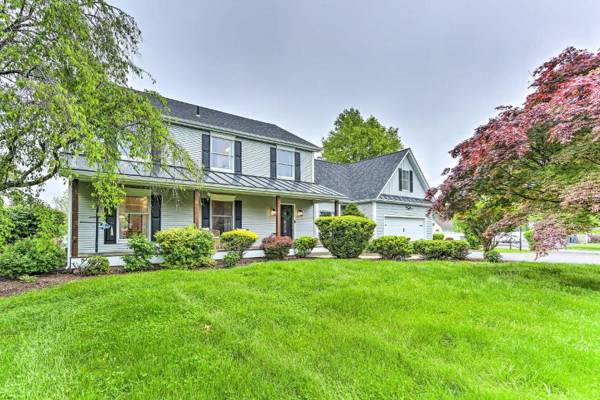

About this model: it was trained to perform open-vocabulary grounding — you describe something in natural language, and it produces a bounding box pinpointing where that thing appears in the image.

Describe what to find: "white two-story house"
[64,95,431,266]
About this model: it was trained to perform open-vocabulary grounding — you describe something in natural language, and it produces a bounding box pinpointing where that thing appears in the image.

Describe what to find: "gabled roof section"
[315,149,411,201]
[143,92,320,151]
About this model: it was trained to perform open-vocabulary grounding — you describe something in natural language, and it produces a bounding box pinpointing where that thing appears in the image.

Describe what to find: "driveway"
[469,250,600,265]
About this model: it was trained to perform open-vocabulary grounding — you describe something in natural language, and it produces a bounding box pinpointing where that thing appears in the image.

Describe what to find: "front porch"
[68,180,343,266]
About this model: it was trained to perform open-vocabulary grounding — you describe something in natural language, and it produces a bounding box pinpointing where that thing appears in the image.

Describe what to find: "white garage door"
[384,217,425,240]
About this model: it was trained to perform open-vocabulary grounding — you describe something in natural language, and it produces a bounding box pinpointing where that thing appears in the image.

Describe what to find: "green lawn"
[495,248,531,253]
[567,243,600,251]
[1,259,600,399]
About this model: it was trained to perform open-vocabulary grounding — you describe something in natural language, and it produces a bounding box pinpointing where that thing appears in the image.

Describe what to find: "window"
[320,210,333,217]
[400,169,410,191]
[277,149,294,179]
[118,196,149,240]
[211,137,234,171]
[212,201,233,235]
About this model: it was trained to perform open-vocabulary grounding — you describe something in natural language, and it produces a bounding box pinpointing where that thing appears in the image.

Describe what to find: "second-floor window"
[399,169,412,192]
[277,149,294,179]
[211,137,234,171]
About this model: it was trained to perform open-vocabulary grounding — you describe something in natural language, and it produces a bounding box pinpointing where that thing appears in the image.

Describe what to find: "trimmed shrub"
[79,256,110,276]
[484,250,502,263]
[155,226,215,269]
[221,229,259,258]
[412,239,469,260]
[0,238,65,278]
[262,235,293,260]
[294,236,318,258]
[368,236,413,260]
[342,203,365,218]
[432,233,445,240]
[223,251,241,268]
[197,257,217,269]
[123,234,157,272]
[315,216,376,258]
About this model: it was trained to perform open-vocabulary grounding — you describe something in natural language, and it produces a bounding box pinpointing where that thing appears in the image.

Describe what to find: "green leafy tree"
[452,200,521,252]
[322,108,402,163]
[0,0,200,210]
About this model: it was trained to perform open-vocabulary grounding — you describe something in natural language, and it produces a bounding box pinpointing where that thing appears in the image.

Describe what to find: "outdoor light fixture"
[297,209,304,217]
[270,208,277,216]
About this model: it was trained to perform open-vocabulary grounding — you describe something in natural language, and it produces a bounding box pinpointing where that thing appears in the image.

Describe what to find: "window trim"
[400,169,410,192]
[116,195,151,243]
[210,135,235,172]
[210,199,235,235]
[276,148,295,180]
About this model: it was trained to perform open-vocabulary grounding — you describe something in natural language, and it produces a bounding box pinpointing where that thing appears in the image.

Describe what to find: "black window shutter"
[234,140,242,174]
[399,169,403,191]
[201,198,210,228]
[151,194,161,241]
[294,151,301,181]
[104,208,117,244]
[409,171,414,193]
[270,147,277,178]
[234,200,242,229]
[202,134,210,170]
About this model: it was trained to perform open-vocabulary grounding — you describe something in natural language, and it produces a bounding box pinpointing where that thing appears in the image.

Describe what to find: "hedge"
[412,239,469,260]
[368,236,412,260]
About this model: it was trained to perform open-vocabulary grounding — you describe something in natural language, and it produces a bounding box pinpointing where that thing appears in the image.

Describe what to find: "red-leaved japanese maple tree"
[429,47,600,256]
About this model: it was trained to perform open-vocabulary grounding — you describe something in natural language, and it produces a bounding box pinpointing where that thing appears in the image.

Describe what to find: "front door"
[280,204,294,238]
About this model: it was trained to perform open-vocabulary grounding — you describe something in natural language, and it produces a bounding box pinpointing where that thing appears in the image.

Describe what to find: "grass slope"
[1,259,600,399]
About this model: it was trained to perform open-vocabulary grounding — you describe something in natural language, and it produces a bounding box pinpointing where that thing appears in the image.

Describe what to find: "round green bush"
[261,235,293,260]
[294,236,318,258]
[0,238,65,278]
[155,226,215,269]
[79,256,110,276]
[484,250,502,263]
[368,236,413,260]
[315,216,376,258]
[223,251,241,268]
[221,229,259,258]
[412,239,469,260]
[123,234,157,271]
[432,233,445,240]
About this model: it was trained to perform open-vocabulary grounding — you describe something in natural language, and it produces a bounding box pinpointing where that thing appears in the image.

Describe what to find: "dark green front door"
[280,205,294,238]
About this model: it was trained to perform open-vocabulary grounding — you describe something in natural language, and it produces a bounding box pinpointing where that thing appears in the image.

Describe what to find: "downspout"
[95,204,99,254]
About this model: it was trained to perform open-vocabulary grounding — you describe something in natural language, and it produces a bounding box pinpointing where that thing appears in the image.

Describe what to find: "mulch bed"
[0,273,83,298]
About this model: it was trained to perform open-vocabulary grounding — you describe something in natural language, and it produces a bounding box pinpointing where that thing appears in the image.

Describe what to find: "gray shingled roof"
[314,149,410,201]
[145,93,320,150]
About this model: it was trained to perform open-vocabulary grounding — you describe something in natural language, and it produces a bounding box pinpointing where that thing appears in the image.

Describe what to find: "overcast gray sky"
[41,0,600,201]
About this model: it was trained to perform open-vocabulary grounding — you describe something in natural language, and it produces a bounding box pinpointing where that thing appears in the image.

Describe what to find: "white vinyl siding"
[381,156,426,199]
[169,123,317,182]
[77,182,194,255]
[241,138,271,176]
[169,123,203,166]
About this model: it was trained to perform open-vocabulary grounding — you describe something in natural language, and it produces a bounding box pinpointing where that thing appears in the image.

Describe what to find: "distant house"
[314,149,434,240]
[432,217,465,240]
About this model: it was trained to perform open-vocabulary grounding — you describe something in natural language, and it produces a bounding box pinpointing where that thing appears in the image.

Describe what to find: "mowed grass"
[567,243,600,251]
[1,260,600,399]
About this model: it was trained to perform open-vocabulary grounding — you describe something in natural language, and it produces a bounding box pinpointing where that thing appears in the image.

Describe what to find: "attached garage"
[383,217,425,240]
